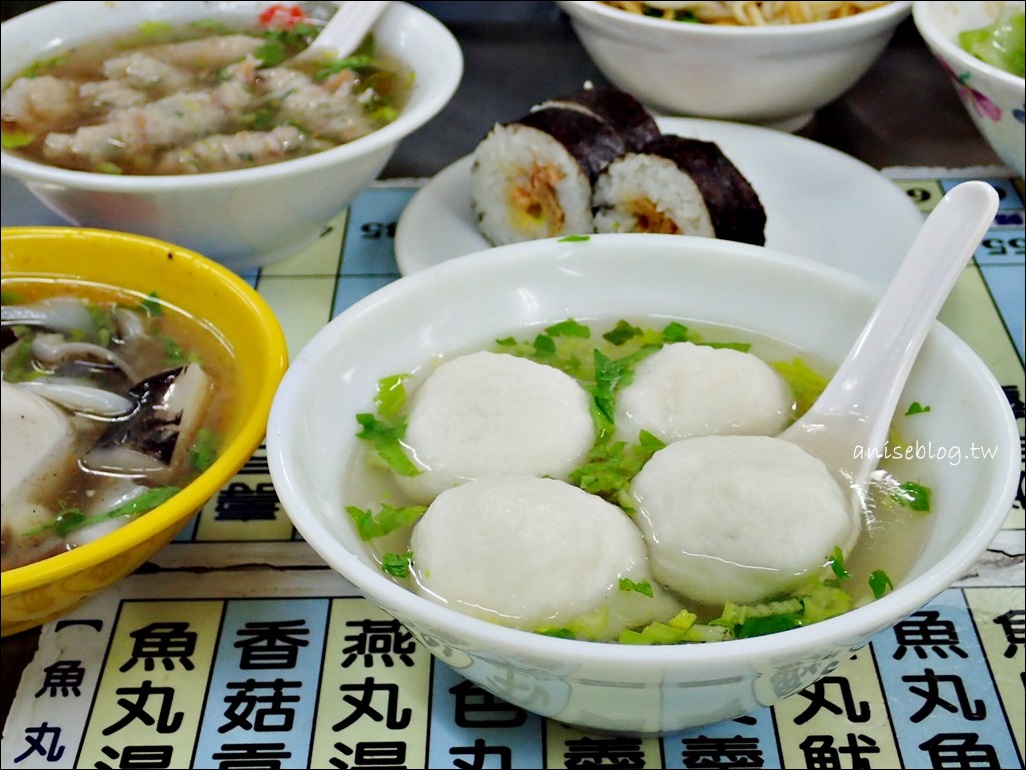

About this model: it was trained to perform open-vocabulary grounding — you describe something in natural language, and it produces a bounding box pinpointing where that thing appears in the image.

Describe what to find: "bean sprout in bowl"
[1,226,288,637]
[266,234,1018,735]
[555,1,913,130]
[0,1,463,272]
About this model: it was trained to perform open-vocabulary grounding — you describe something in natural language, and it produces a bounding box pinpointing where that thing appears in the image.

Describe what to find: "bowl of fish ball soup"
[555,1,913,130]
[0,1,463,272]
[913,1,1026,179]
[1,226,288,637]
[266,233,1019,735]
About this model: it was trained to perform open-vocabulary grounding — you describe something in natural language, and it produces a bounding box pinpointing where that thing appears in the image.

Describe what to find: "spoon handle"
[803,181,998,455]
[302,1,393,61]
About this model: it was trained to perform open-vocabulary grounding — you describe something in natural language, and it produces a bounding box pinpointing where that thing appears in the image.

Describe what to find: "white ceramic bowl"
[0,1,462,272]
[556,1,912,129]
[913,1,1026,179]
[266,233,1019,736]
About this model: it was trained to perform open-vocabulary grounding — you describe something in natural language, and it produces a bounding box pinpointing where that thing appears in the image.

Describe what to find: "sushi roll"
[592,134,767,245]
[470,107,625,246]
[532,85,661,152]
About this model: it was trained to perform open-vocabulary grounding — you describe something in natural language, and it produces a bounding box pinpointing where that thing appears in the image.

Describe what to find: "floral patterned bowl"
[913,1,1025,178]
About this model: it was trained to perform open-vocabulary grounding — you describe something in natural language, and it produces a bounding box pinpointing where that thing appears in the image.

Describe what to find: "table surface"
[2,4,1024,766]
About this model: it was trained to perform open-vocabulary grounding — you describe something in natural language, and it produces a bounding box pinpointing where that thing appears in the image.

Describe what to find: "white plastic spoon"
[778,180,999,514]
[297,1,392,63]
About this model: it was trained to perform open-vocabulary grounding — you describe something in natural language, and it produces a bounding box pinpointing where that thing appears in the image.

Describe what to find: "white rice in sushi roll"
[593,135,767,245]
[593,153,715,237]
[395,351,595,503]
[471,108,625,246]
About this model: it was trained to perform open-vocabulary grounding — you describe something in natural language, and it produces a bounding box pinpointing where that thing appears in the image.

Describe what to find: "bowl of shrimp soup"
[555,1,913,130]
[1,226,288,636]
[0,1,463,273]
[266,233,1019,735]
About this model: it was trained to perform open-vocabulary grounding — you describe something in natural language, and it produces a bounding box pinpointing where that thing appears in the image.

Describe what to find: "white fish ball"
[397,351,594,502]
[410,476,657,632]
[615,342,793,443]
[629,435,858,605]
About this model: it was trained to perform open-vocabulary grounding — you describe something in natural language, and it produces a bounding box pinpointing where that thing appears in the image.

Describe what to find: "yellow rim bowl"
[1,226,289,636]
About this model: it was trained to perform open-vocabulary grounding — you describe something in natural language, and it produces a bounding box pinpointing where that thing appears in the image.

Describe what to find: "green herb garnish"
[868,570,894,599]
[313,54,376,80]
[545,318,591,338]
[891,481,932,512]
[381,551,413,578]
[827,546,850,581]
[136,21,175,39]
[536,627,576,639]
[1,131,34,149]
[161,335,187,367]
[618,578,654,597]
[254,40,288,67]
[190,18,232,34]
[346,503,426,541]
[355,413,420,477]
[375,374,409,420]
[603,320,644,346]
[189,428,220,471]
[772,356,829,416]
[140,292,163,316]
[569,431,664,505]
[736,612,803,639]
[660,321,693,343]
[20,56,66,79]
[3,338,41,382]
[24,486,180,538]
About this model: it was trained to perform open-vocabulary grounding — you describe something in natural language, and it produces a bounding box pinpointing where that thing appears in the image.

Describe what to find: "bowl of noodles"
[266,232,1019,735]
[0,1,462,273]
[556,1,913,129]
[1,226,289,637]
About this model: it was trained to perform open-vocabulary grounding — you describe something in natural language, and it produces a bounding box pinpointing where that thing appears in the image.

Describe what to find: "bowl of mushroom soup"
[1,226,288,636]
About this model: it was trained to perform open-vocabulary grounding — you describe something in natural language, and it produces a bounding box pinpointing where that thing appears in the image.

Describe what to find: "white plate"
[394,117,923,285]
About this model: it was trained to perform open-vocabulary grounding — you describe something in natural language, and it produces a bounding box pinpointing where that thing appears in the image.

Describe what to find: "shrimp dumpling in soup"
[395,351,594,503]
[615,341,793,443]
[410,476,676,637]
[628,435,858,606]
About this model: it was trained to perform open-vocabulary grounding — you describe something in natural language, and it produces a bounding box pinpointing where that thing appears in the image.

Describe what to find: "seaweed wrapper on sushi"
[593,135,766,245]
[469,86,767,247]
[532,86,661,153]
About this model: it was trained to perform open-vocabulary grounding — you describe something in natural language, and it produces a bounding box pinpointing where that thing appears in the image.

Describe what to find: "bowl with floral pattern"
[914,1,1025,178]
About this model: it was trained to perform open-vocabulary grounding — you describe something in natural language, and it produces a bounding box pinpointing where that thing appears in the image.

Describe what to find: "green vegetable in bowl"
[959,10,1025,78]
